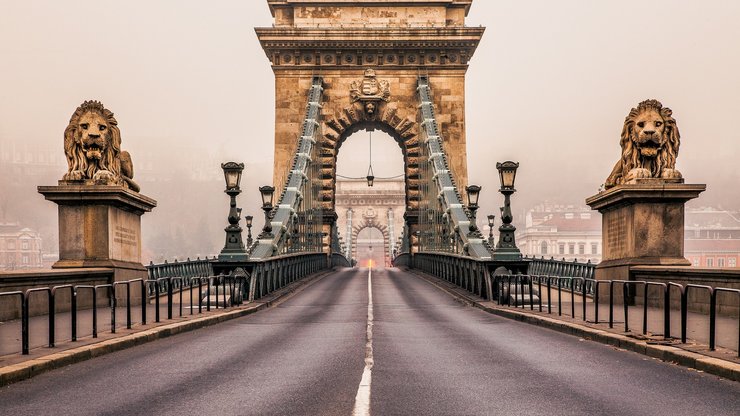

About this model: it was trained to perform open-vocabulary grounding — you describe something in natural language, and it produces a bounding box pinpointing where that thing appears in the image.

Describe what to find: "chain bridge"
[1,1,739,414]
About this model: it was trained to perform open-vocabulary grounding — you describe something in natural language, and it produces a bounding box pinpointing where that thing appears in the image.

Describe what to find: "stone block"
[587,182,705,289]
[38,185,157,283]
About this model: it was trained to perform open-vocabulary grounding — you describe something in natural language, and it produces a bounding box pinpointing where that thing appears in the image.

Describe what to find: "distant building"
[0,223,43,270]
[0,141,67,180]
[685,208,740,268]
[517,204,740,268]
[335,178,406,267]
[516,204,602,264]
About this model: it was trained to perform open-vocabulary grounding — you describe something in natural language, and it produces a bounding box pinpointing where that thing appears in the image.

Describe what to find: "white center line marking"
[352,268,374,416]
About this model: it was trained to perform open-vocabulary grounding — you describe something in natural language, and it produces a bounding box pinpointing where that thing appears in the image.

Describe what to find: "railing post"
[126,282,132,330]
[709,289,717,351]
[71,287,78,341]
[167,277,173,319]
[681,287,688,343]
[22,294,29,355]
[49,289,56,348]
[92,288,98,338]
[664,285,670,339]
[623,282,629,333]
[609,281,614,329]
[110,285,116,334]
[643,283,648,335]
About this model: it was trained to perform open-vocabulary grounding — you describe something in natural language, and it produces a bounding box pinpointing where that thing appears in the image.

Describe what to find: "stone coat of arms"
[350,69,391,116]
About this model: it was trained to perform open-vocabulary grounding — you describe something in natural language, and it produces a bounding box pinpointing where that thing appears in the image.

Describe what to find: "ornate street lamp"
[494,161,521,261]
[366,131,375,187]
[465,184,481,222]
[245,215,253,247]
[218,162,247,261]
[487,214,496,247]
[366,169,375,187]
[259,185,275,238]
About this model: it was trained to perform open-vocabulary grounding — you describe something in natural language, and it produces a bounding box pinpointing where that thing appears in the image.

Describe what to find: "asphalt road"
[1,267,739,416]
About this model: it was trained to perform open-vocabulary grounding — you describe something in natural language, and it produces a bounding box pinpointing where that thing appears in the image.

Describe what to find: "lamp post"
[487,214,495,247]
[465,184,481,222]
[218,162,247,261]
[245,215,253,247]
[259,185,275,238]
[494,161,521,261]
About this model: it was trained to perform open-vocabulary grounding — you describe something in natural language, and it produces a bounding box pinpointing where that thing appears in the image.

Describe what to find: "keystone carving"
[350,69,391,116]
[62,100,140,192]
[605,99,681,189]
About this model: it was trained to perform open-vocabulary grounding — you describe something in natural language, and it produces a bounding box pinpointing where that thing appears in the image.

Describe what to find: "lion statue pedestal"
[38,184,157,282]
[587,99,705,286]
[38,100,157,287]
[586,180,705,283]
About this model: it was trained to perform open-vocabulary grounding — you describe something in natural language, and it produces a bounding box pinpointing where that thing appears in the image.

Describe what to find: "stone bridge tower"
[257,0,484,243]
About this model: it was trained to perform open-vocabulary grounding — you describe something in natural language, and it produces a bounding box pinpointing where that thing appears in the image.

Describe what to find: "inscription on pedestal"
[114,226,138,247]
[606,213,626,258]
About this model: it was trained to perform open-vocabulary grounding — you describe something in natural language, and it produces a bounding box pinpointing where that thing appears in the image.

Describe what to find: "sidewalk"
[410,270,740,382]
[528,285,739,352]
[0,270,330,386]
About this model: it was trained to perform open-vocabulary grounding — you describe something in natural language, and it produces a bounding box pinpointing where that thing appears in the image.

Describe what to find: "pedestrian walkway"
[422,273,739,364]
[530,285,739,353]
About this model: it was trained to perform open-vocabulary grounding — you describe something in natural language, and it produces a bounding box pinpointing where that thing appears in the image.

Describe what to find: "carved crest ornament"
[350,69,391,116]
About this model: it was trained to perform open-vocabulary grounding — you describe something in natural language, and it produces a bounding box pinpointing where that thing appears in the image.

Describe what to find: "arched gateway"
[250,0,490,260]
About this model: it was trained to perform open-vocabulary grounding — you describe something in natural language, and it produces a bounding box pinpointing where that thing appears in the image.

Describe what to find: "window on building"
[730,258,737,267]
[692,258,699,267]
[559,243,565,255]
[718,258,725,267]
[578,243,585,255]
[540,241,548,255]
[591,243,598,255]
[569,243,575,255]
[8,240,16,250]
[22,254,29,264]
[707,258,714,267]
[21,240,29,250]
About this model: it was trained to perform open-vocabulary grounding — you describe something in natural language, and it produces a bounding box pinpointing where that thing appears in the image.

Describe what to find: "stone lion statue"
[605,99,681,188]
[62,100,140,192]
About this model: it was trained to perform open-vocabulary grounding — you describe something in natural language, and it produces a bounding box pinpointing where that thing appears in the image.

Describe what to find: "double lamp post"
[464,160,521,261]
[218,162,276,262]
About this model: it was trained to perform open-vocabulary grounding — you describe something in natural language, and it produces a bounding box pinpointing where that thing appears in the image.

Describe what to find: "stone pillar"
[38,184,157,282]
[586,179,705,282]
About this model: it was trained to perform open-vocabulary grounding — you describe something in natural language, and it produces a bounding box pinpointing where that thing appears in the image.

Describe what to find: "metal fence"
[248,253,328,301]
[524,256,596,279]
[410,253,493,301]
[405,252,739,355]
[494,275,739,356]
[146,257,215,297]
[1,275,248,355]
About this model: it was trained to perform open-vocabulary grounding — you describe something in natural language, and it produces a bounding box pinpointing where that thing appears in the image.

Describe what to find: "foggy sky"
[1,1,739,257]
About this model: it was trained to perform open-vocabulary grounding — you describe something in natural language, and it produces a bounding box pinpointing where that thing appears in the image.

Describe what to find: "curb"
[408,269,740,383]
[0,269,333,387]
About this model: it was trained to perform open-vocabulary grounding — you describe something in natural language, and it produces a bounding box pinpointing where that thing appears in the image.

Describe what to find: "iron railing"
[525,256,596,279]
[248,253,328,301]
[493,275,740,355]
[2,275,248,355]
[411,252,493,301]
[146,257,216,297]
[407,252,738,355]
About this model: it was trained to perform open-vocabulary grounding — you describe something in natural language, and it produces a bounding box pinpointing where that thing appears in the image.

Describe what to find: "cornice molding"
[257,27,484,67]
